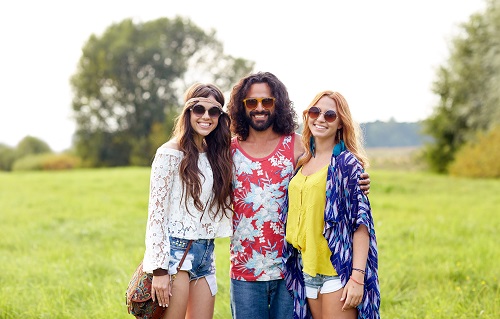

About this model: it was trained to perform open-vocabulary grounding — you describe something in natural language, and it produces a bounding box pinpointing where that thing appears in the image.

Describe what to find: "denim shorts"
[303,273,343,299]
[168,237,217,295]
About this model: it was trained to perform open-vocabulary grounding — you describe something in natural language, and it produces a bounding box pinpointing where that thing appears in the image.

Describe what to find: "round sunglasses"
[307,106,337,122]
[190,104,223,119]
[243,97,275,110]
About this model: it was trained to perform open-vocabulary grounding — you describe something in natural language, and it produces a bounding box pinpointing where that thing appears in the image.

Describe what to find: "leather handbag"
[126,240,193,319]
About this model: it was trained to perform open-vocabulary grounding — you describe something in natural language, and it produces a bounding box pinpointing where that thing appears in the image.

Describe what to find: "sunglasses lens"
[324,110,337,122]
[244,99,258,108]
[262,98,275,108]
[244,97,275,109]
[191,105,221,118]
[308,107,320,119]
[308,107,337,122]
[192,105,206,116]
[208,107,221,118]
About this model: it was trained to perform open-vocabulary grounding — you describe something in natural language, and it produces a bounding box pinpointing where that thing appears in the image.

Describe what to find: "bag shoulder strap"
[177,240,193,272]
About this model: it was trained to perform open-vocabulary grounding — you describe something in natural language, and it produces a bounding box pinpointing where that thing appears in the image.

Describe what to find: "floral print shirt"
[230,134,296,281]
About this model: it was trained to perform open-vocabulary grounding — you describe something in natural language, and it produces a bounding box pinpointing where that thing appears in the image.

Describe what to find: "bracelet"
[352,268,365,274]
[350,276,364,285]
[153,268,169,276]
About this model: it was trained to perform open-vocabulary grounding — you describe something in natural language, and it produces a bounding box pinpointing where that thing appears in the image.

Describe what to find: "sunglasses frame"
[307,106,337,123]
[190,104,223,119]
[242,97,276,110]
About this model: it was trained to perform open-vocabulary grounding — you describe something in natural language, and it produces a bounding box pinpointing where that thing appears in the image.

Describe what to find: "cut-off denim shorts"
[168,236,217,296]
[303,273,343,299]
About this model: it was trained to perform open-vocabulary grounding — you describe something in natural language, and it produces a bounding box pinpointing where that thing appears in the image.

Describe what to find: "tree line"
[362,120,429,148]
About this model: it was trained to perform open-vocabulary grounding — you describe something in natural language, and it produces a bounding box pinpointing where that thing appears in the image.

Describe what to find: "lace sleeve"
[142,150,180,273]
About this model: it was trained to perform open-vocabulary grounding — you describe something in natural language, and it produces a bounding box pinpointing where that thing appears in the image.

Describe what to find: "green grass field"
[0,167,499,318]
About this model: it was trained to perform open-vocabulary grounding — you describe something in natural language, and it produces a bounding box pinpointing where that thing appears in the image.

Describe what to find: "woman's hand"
[152,274,171,308]
[341,276,364,311]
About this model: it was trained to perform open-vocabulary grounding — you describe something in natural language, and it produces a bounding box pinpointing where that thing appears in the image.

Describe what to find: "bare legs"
[307,288,357,319]
[161,271,215,319]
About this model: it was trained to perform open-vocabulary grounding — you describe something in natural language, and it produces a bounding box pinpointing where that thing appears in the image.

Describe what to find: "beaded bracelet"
[352,268,366,274]
[350,276,364,285]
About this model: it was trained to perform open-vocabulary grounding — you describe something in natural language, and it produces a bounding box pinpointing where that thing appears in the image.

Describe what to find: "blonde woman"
[281,91,380,319]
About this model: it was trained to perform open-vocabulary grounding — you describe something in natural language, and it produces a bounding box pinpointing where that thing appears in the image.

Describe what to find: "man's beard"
[246,110,275,131]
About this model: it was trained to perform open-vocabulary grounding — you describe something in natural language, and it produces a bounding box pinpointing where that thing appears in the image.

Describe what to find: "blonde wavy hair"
[298,90,369,169]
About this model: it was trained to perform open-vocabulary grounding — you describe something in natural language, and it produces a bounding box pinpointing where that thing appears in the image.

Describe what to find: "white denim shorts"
[303,273,343,299]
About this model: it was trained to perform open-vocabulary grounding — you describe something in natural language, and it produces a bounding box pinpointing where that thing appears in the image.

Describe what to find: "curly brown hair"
[227,72,298,140]
[172,83,233,220]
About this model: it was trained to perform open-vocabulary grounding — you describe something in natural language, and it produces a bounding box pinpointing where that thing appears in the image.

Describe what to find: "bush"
[12,153,81,171]
[42,153,82,170]
[448,125,500,178]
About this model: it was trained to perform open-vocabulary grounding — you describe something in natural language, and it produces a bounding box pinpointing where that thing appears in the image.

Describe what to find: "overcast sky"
[0,0,487,151]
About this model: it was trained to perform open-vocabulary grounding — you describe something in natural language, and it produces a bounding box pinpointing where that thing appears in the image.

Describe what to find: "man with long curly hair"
[226,72,370,318]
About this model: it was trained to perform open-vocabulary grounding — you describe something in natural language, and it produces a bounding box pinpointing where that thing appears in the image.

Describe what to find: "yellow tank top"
[285,165,337,276]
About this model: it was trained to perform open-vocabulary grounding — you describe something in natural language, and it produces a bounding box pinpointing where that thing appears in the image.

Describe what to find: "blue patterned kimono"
[280,150,380,319]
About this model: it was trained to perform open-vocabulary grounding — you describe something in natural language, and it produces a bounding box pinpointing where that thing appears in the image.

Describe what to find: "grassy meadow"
[0,163,499,318]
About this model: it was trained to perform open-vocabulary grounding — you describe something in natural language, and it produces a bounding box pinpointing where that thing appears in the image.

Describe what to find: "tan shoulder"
[293,133,305,154]
[293,133,305,165]
[164,138,180,151]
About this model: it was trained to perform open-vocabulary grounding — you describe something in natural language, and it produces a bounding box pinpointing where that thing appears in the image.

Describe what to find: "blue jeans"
[230,278,293,319]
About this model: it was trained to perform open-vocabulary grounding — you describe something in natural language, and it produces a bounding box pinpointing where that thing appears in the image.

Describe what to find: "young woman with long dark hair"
[142,83,233,319]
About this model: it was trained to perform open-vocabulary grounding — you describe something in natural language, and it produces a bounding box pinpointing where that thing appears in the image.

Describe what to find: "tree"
[15,136,52,158]
[423,0,500,172]
[70,16,254,167]
[0,143,16,171]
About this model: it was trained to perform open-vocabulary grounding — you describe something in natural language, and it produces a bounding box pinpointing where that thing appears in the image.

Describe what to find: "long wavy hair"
[227,71,298,140]
[172,83,233,220]
[298,90,369,169]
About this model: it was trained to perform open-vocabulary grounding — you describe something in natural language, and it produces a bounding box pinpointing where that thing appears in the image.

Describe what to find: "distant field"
[366,146,426,171]
[0,167,499,318]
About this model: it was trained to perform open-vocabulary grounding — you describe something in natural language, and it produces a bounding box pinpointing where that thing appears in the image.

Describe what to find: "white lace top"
[142,145,233,273]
